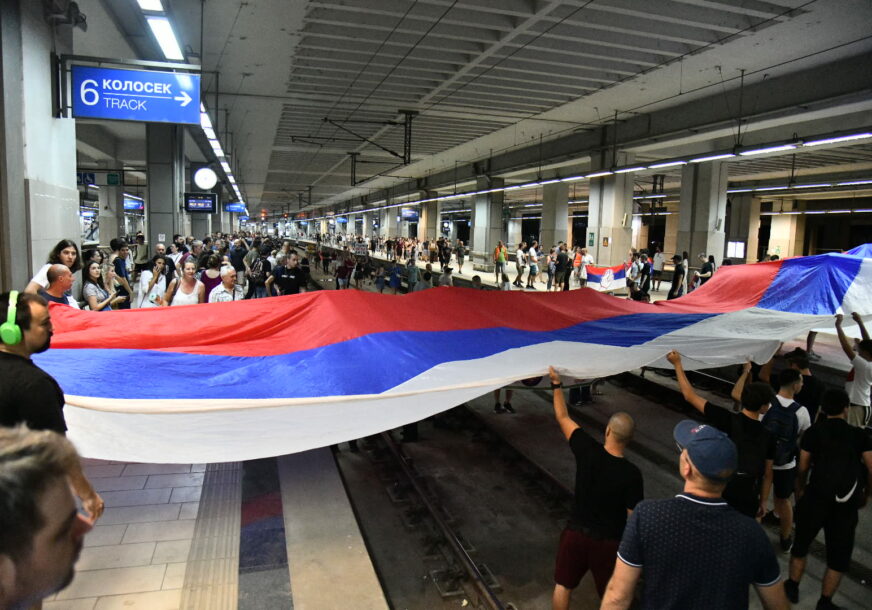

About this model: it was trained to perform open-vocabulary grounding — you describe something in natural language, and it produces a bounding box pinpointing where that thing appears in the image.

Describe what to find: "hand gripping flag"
[34,250,872,463]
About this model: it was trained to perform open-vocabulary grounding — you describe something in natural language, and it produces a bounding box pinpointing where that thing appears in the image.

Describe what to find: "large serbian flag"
[34,251,872,463]
[584,263,627,291]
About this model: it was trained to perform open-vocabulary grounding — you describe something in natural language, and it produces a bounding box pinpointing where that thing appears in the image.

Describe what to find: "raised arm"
[548,366,579,440]
[666,351,707,413]
[731,361,752,404]
[852,311,870,341]
[835,314,856,361]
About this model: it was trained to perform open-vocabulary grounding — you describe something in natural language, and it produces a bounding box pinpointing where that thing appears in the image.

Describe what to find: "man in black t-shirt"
[0,291,103,524]
[668,351,776,519]
[554,245,569,293]
[266,253,307,296]
[784,389,872,609]
[667,254,685,299]
[547,367,643,608]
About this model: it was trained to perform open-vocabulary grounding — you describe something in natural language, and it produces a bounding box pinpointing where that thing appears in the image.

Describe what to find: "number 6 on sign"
[80,79,99,106]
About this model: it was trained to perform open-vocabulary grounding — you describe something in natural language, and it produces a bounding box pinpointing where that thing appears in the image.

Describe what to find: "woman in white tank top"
[164,259,205,306]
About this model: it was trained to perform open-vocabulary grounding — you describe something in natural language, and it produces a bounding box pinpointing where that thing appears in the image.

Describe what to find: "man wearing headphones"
[0,290,104,523]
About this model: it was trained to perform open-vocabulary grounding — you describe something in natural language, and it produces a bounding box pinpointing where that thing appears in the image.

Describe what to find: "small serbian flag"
[585,263,627,291]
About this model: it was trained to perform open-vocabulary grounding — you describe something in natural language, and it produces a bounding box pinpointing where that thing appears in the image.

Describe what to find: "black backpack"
[250,258,267,284]
[808,425,866,505]
[762,401,801,466]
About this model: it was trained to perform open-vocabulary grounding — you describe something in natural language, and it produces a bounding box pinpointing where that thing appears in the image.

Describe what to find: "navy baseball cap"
[673,420,737,482]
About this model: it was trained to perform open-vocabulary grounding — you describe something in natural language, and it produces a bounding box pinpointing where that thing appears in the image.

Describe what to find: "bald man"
[547,367,643,609]
[39,264,79,308]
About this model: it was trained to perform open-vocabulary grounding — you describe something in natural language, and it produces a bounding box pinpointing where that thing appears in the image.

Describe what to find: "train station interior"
[1,1,872,609]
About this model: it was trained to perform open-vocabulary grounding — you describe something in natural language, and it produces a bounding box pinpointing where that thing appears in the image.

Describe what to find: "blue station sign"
[71,65,200,125]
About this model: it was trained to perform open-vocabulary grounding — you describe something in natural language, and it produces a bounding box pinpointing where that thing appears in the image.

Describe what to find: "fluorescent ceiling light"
[783,211,801,215]
[633,193,667,199]
[560,176,586,182]
[854,209,872,213]
[536,179,562,185]
[804,133,872,146]
[585,171,613,178]
[804,211,826,215]
[727,188,753,193]
[228,176,236,184]
[648,160,686,169]
[739,144,797,156]
[200,113,212,130]
[504,185,522,191]
[203,127,216,140]
[790,183,831,189]
[613,166,646,174]
[568,200,588,204]
[137,0,164,10]
[146,17,185,61]
[524,203,540,207]
[827,210,851,214]
[754,186,789,191]
[209,141,223,154]
[837,179,872,186]
[220,161,231,173]
[123,193,143,200]
[690,153,735,163]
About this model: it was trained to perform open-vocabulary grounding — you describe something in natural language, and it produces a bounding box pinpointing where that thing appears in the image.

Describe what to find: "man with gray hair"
[0,426,93,608]
[209,265,244,302]
[547,366,643,608]
[154,243,176,286]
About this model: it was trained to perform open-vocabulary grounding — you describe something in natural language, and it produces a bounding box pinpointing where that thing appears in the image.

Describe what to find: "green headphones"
[0,290,22,345]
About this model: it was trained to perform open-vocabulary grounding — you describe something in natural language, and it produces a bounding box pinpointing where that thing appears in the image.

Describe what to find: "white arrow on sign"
[174,91,192,107]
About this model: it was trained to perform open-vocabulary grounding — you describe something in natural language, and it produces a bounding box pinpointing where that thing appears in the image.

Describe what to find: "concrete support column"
[677,161,729,262]
[347,214,357,235]
[319,219,327,237]
[769,200,806,258]
[723,193,757,263]
[382,204,398,237]
[98,177,124,246]
[146,124,184,250]
[419,198,438,241]
[470,176,504,271]
[540,182,569,248]
[508,219,521,248]
[587,152,634,266]
[362,212,372,239]
[0,1,79,290]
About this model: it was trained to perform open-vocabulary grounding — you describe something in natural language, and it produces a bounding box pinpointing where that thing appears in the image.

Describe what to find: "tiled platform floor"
[45,459,204,610]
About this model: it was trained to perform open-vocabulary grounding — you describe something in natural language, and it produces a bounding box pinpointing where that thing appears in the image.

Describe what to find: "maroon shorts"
[554,527,620,596]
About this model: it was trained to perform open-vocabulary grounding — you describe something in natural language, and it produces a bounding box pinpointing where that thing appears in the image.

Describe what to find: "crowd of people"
[2,231,871,608]
[552,328,872,610]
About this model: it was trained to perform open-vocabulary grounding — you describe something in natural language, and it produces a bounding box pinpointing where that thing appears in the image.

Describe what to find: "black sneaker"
[784,579,799,604]
[494,403,506,414]
[503,402,515,414]
[816,596,842,610]
[780,535,793,553]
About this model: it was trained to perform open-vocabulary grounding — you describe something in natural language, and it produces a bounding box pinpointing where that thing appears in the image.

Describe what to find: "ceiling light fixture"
[585,171,613,178]
[648,160,686,169]
[804,133,872,146]
[137,0,164,11]
[690,153,735,163]
[145,16,185,61]
[613,166,646,174]
[739,144,798,156]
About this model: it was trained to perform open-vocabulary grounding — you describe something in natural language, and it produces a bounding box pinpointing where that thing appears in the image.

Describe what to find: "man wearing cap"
[601,421,788,609]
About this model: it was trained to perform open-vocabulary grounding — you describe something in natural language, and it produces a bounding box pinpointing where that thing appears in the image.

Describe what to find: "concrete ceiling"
[72,0,872,215]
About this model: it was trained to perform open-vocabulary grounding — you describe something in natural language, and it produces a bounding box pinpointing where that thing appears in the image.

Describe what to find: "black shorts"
[773,467,796,499]
[792,493,859,572]
[554,527,619,597]
[653,270,662,278]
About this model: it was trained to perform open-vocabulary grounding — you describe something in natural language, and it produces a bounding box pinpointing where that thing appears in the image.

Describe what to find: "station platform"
[47,450,386,609]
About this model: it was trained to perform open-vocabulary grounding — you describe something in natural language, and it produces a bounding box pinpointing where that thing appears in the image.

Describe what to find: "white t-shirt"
[516,248,526,267]
[846,355,872,406]
[528,247,539,265]
[136,271,166,308]
[769,394,811,471]
[654,252,665,271]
